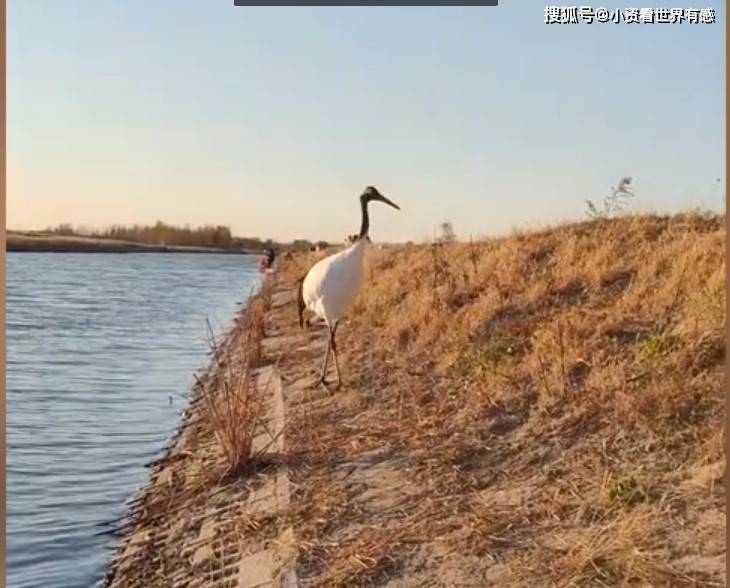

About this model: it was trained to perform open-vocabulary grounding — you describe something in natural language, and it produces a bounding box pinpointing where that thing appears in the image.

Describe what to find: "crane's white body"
[299,186,398,388]
[302,238,367,326]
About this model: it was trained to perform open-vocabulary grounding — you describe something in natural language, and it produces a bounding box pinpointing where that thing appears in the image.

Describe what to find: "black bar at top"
[235,0,497,5]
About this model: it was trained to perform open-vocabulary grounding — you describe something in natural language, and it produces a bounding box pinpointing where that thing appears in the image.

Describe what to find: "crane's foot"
[319,376,341,394]
[304,374,331,391]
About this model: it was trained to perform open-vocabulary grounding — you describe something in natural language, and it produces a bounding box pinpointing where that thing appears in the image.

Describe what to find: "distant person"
[259,247,277,273]
[266,247,276,266]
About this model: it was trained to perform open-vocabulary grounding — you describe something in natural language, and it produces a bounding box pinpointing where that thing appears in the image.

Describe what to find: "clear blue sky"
[8,1,725,242]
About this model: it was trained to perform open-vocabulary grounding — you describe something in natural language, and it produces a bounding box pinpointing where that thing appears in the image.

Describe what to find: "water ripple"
[8,252,260,588]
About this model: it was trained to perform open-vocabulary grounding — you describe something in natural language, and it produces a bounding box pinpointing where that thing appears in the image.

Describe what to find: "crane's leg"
[331,322,341,390]
[318,328,332,386]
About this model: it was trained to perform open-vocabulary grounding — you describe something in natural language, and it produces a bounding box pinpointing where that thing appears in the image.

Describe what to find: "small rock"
[685,460,724,490]
[129,530,150,547]
[154,468,174,488]
[191,545,215,568]
[485,564,508,583]
[675,555,725,577]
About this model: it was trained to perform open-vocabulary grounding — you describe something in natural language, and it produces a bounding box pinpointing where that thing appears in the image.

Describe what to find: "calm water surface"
[7,252,261,588]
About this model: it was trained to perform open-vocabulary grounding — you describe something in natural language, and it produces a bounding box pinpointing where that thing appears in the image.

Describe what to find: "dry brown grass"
[278,212,725,587]
[200,286,270,474]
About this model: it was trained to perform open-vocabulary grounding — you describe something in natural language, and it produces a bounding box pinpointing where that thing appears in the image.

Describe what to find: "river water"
[7,252,261,588]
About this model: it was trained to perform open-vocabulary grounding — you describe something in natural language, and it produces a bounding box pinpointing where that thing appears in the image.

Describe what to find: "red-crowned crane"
[297,186,400,389]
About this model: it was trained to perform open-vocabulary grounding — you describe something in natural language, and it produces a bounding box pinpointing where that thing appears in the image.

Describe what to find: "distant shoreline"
[7,232,261,255]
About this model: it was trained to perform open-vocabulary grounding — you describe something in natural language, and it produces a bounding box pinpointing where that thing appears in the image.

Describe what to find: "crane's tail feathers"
[296,275,306,329]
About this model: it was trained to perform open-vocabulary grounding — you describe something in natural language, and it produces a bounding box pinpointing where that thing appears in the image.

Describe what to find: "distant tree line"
[43,220,325,252]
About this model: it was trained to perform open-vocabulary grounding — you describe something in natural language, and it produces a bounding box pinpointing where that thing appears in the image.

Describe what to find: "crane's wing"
[302,243,365,324]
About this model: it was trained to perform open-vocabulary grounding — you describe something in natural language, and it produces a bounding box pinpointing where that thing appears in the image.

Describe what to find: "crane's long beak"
[373,194,400,210]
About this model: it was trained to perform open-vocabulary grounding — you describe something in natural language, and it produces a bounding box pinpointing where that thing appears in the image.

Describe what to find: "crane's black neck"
[358,197,369,239]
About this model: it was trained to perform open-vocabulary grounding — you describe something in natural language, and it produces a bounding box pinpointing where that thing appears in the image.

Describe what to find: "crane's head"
[361,186,400,210]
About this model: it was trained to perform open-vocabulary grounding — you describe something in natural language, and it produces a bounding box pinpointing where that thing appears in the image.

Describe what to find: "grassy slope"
[280,212,725,587]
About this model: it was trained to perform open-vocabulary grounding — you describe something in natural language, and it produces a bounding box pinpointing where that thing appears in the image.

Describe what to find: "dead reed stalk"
[201,287,270,474]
